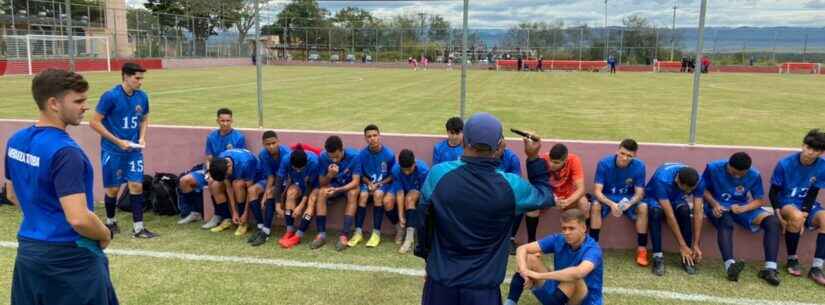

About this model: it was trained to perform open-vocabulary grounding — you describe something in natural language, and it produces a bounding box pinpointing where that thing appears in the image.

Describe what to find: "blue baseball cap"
[463,112,503,150]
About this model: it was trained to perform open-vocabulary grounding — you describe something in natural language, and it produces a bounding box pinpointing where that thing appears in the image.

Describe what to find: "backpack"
[0,183,11,206]
[151,172,179,216]
[117,175,156,212]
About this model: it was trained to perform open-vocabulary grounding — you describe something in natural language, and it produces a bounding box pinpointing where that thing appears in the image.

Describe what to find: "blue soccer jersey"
[358,145,395,183]
[205,129,246,158]
[392,160,430,192]
[770,152,825,207]
[432,139,463,165]
[498,147,522,175]
[95,85,149,153]
[319,148,361,187]
[218,149,257,182]
[538,234,604,305]
[255,145,291,182]
[702,159,765,207]
[277,151,320,192]
[644,163,705,206]
[594,154,646,202]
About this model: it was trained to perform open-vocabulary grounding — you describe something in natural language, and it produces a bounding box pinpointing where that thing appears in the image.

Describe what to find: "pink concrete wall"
[162,58,252,69]
[0,119,818,262]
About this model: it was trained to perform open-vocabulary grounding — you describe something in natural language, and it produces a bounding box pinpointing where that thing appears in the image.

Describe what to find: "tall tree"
[145,0,243,56]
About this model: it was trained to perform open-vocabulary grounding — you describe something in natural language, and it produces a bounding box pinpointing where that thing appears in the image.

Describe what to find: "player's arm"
[264,175,276,200]
[138,114,149,146]
[592,183,619,210]
[691,195,704,258]
[319,167,334,186]
[515,241,543,274]
[538,261,595,282]
[61,193,111,247]
[225,179,237,207]
[89,112,128,150]
[568,177,586,203]
[338,174,360,192]
[703,190,725,216]
[802,187,820,213]
[628,186,645,206]
[659,198,690,250]
[4,181,19,206]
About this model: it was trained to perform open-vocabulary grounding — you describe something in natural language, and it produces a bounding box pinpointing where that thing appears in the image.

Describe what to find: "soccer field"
[1,65,822,148]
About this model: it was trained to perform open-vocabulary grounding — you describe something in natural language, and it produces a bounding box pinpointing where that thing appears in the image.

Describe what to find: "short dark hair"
[445,117,463,133]
[364,124,380,135]
[399,149,415,168]
[803,129,825,151]
[324,135,343,153]
[31,69,89,110]
[290,149,308,168]
[208,158,229,182]
[549,143,568,161]
[728,152,752,171]
[560,209,586,224]
[677,167,699,188]
[619,138,638,152]
[262,130,278,141]
[217,108,233,117]
[121,62,146,78]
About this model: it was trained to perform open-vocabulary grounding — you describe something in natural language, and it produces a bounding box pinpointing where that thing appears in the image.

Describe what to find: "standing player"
[645,163,704,276]
[607,55,617,74]
[703,152,781,285]
[314,136,361,251]
[277,149,321,249]
[7,69,119,305]
[206,148,258,234]
[589,139,648,267]
[769,129,825,285]
[432,117,464,165]
[391,149,430,254]
[89,62,156,238]
[246,131,291,246]
[348,124,397,248]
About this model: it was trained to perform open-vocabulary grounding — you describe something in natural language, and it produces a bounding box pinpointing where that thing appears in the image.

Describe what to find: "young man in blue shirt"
[89,62,156,239]
[391,149,429,254]
[703,152,781,285]
[432,117,463,165]
[769,129,825,286]
[206,149,258,235]
[246,131,291,247]
[316,136,361,251]
[277,149,321,249]
[6,69,118,305]
[506,209,603,305]
[349,124,397,248]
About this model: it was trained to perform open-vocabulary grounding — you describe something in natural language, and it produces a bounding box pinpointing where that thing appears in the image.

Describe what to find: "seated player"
[277,149,321,249]
[246,131,291,246]
[206,148,258,234]
[432,117,464,165]
[769,129,825,286]
[589,139,648,267]
[645,163,705,276]
[315,136,361,251]
[504,209,604,305]
[348,124,398,248]
[702,152,781,285]
[390,149,429,254]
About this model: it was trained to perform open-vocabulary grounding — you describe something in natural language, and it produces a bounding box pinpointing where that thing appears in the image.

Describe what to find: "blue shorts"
[532,280,567,305]
[255,179,268,190]
[101,150,143,188]
[359,183,393,194]
[598,196,646,221]
[189,170,208,191]
[421,277,500,305]
[705,206,769,233]
[780,202,825,229]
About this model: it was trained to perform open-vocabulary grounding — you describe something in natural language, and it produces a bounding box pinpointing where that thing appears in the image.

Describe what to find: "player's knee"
[526,210,540,217]
[592,202,602,213]
[105,187,119,197]
[286,186,300,200]
[636,203,648,215]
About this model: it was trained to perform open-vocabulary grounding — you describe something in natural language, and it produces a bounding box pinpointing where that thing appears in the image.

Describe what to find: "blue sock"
[373,206,384,231]
[130,193,144,223]
[816,234,825,261]
[406,209,416,228]
[104,195,117,219]
[317,216,327,238]
[506,272,525,304]
[178,191,196,218]
[216,202,230,219]
[650,207,663,254]
[342,215,354,236]
[249,199,263,224]
[298,214,311,236]
[385,208,400,225]
[236,202,246,218]
[263,198,275,230]
[355,206,367,230]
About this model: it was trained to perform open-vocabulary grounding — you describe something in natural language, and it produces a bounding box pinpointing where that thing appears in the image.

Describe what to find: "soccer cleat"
[247,230,261,243]
[635,248,650,267]
[201,216,222,230]
[106,222,120,235]
[249,232,269,247]
[509,239,517,256]
[399,236,414,254]
[234,223,249,236]
[278,231,295,246]
[394,224,405,245]
[347,231,364,247]
[787,258,802,277]
[310,236,326,249]
[809,267,825,286]
[133,228,158,239]
[279,233,301,249]
[336,236,349,252]
[365,232,381,248]
[177,212,202,224]
[758,269,781,286]
[726,261,746,282]
[652,256,665,276]
[682,261,698,275]
[210,219,234,233]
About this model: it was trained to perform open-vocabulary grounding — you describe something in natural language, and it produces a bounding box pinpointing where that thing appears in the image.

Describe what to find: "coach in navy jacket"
[415,112,555,305]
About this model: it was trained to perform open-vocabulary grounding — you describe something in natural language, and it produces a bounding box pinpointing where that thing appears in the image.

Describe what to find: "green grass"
[1,205,823,305]
[1,66,823,147]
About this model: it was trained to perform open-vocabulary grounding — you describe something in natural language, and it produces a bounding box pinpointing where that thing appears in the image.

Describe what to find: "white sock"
[133,222,144,233]
[504,299,518,305]
[106,218,116,225]
[355,228,363,235]
[724,259,735,271]
[765,261,778,270]
[257,223,264,230]
[262,227,271,235]
[788,255,799,260]
[653,252,664,258]
[814,258,825,269]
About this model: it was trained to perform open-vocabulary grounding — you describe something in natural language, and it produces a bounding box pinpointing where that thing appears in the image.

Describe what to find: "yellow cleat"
[365,232,381,248]
[347,231,363,247]
[210,219,234,233]
[234,223,249,236]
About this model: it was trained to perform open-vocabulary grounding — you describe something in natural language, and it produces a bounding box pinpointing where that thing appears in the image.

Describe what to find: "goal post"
[1,35,111,76]
[779,62,821,74]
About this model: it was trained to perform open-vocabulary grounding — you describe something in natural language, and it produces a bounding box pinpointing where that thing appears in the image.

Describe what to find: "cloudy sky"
[127,0,825,28]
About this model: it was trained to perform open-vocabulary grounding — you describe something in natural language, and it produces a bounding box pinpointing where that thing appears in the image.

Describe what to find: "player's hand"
[775,209,787,233]
[275,203,285,218]
[730,204,745,214]
[368,182,377,192]
[523,135,541,160]
[99,236,111,250]
[116,139,132,151]
[712,205,724,218]
[231,212,240,224]
[691,245,703,263]
[680,246,695,266]
[328,164,339,176]
[610,203,623,217]
[138,138,146,148]
[520,272,535,289]
[264,189,273,201]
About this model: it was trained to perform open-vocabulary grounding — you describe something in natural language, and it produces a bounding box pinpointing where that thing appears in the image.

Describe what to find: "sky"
[126,0,825,29]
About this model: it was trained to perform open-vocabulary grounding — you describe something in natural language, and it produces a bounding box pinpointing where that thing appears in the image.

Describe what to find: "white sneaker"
[201,216,222,230]
[177,212,203,224]
[394,224,405,245]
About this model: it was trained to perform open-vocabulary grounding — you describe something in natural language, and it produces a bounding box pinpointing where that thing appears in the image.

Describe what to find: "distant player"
[89,62,156,239]
[769,129,825,286]
[246,131,291,246]
[645,163,705,276]
[589,139,648,267]
[348,124,397,248]
[432,117,464,165]
[702,152,781,285]
[206,148,258,235]
[315,136,361,251]
[390,149,429,254]
[607,55,617,74]
[276,149,321,249]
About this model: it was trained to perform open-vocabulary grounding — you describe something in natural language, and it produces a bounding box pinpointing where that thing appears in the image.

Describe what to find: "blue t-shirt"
[432,139,463,165]
[277,151,320,191]
[256,145,291,182]
[538,234,604,305]
[218,149,257,182]
[770,152,825,207]
[319,148,361,186]
[391,160,430,192]
[644,163,705,206]
[205,129,246,158]
[358,145,395,184]
[702,159,765,207]
[95,85,150,153]
[594,155,646,201]
[498,147,522,175]
[5,126,95,243]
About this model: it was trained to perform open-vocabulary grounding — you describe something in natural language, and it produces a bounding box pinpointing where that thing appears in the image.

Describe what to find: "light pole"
[670,0,677,61]
[604,0,608,59]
